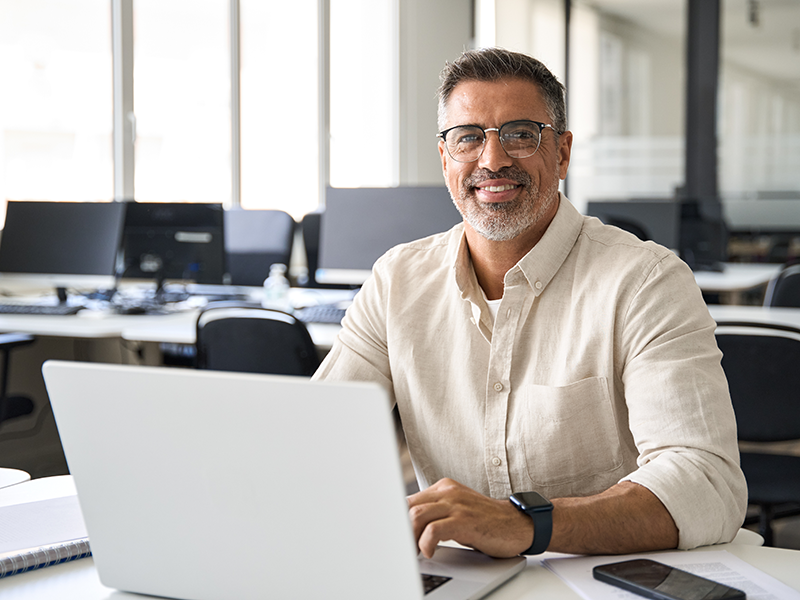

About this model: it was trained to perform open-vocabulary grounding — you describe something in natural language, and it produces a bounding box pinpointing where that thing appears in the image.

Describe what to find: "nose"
[478,129,513,171]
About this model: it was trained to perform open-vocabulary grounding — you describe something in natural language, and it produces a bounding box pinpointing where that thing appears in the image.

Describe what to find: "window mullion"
[111,0,135,201]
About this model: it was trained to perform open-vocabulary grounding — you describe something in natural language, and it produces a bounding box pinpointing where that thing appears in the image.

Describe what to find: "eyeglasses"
[437,120,561,163]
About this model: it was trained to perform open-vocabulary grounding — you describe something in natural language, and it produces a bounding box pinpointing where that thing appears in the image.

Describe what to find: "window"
[0,0,113,220]
[329,0,398,188]
[239,0,319,218]
[719,0,800,200]
[568,1,686,211]
[132,0,231,204]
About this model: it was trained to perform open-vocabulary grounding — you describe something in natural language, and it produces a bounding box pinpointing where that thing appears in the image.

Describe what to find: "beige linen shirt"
[314,194,746,549]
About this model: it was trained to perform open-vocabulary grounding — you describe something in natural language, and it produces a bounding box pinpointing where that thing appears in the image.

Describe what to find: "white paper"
[0,495,87,555]
[543,550,800,600]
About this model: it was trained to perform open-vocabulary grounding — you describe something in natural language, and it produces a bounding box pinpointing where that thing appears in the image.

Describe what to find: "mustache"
[464,166,532,189]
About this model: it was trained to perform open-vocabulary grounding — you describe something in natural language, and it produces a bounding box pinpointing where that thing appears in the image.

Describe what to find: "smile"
[481,184,519,193]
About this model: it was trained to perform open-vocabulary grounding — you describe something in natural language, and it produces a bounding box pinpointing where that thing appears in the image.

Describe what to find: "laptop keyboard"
[0,302,82,315]
[294,303,347,324]
[422,573,452,594]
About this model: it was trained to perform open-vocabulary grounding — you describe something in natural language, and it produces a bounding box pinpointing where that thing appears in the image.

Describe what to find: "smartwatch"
[509,491,553,555]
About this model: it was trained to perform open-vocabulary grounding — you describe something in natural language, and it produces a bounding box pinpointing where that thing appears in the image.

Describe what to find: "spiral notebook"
[0,495,91,578]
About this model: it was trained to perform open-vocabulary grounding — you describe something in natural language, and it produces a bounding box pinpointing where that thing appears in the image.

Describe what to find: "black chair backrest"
[196,305,319,376]
[715,323,800,442]
[764,263,800,308]
[299,210,351,289]
[300,210,322,285]
[224,209,295,286]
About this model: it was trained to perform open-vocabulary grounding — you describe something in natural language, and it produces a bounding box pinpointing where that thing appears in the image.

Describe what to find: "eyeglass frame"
[437,119,563,163]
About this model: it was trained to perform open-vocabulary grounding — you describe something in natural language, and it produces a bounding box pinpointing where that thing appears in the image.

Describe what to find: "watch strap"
[523,507,552,555]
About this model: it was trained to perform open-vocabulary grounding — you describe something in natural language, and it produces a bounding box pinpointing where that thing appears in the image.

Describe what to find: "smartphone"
[593,558,746,600]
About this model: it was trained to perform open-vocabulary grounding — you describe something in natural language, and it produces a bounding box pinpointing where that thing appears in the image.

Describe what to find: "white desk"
[116,309,342,351]
[0,287,350,351]
[708,304,800,330]
[0,537,795,599]
[693,262,781,294]
[0,478,791,599]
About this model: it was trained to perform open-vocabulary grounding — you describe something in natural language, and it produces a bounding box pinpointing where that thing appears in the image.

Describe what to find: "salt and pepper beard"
[450,165,560,242]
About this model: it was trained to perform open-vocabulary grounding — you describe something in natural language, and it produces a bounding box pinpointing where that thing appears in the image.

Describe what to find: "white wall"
[398,0,473,186]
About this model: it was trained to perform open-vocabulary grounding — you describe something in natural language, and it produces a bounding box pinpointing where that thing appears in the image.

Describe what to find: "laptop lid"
[42,361,524,600]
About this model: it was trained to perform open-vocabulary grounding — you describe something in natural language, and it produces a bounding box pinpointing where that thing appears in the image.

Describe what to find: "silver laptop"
[43,361,525,600]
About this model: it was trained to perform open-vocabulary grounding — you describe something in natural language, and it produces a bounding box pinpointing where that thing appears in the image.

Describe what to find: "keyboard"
[0,303,82,316]
[294,304,347,324]
[422,573,452,594]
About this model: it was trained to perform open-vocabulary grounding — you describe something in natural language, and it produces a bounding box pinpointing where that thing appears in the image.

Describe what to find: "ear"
[438,140,448,178]
[557,130,573,181]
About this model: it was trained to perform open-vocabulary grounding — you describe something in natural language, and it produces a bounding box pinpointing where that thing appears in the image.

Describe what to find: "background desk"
[694,262,782,304]
[707,304,800,330]
[0,297,344,477]
[117,310,341,351]
[693,263,781,294]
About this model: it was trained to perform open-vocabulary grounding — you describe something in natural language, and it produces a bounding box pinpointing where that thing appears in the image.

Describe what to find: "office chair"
[224,209,296,286]
[0,333,35,426]
[764,262,800,308]
[715,322,800,546]
[195,304,319,376]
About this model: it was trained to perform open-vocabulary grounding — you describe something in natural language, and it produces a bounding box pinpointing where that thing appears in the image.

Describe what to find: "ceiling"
[583,0,800,87]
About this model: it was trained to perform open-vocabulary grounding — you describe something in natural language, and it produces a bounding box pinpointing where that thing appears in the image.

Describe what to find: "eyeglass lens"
[444,121,543,162]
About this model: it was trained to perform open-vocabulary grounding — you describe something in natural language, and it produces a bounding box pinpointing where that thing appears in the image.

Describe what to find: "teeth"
[484,184,517,192]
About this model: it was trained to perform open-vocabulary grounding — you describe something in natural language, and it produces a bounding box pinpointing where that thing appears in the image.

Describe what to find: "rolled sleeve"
[619,254,747,548]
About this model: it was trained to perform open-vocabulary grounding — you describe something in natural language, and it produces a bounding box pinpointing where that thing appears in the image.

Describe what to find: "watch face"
[512,491,552,510]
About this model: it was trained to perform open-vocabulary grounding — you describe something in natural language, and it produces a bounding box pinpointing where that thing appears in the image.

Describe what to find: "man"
[313,48,746,558]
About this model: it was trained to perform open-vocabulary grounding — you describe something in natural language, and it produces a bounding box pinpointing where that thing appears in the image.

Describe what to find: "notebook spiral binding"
[0,539,92,578]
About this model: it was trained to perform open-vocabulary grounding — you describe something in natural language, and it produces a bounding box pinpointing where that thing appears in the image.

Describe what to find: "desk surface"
[708,304,800,330]
[694,262,781,292]
[0,536,795,599]
[0,305,342,350]
[0,479,794,599]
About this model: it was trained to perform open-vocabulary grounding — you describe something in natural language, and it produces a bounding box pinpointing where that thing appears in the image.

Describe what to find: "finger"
[409,500,452,545]
[407,478,459,508]
[418,515,465,559]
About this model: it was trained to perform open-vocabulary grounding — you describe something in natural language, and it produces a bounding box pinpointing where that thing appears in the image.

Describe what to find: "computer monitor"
[586,199,681,251]
[120,202,227,287]
[0,201,125,297]
[316,186,463,286]
[586,198,727,271]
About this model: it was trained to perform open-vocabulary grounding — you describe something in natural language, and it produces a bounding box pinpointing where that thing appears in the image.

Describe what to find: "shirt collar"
[453,192,584,300]
[512,192,584,297]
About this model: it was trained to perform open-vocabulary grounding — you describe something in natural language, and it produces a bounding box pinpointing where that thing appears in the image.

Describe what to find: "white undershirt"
[482,291,502,324]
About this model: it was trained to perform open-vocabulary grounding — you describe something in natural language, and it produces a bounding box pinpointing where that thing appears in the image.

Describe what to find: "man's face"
[439,78,572,243]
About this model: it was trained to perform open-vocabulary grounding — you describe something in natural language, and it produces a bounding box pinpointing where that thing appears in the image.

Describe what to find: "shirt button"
[494,382,503,392]
[535,281,543,290]
[491,457,502,467]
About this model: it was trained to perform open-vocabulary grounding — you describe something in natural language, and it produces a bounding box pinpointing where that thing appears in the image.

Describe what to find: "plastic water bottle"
[262,263,292,312]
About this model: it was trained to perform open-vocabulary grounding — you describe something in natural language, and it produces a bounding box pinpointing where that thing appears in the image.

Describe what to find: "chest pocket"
[514,377,624,487]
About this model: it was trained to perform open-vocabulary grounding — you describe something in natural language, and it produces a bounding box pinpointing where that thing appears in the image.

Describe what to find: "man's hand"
[408,478,680,558]
[407,478,533,558]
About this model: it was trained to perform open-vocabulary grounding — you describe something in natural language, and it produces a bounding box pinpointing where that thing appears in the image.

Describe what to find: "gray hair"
[437,47,567,134]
